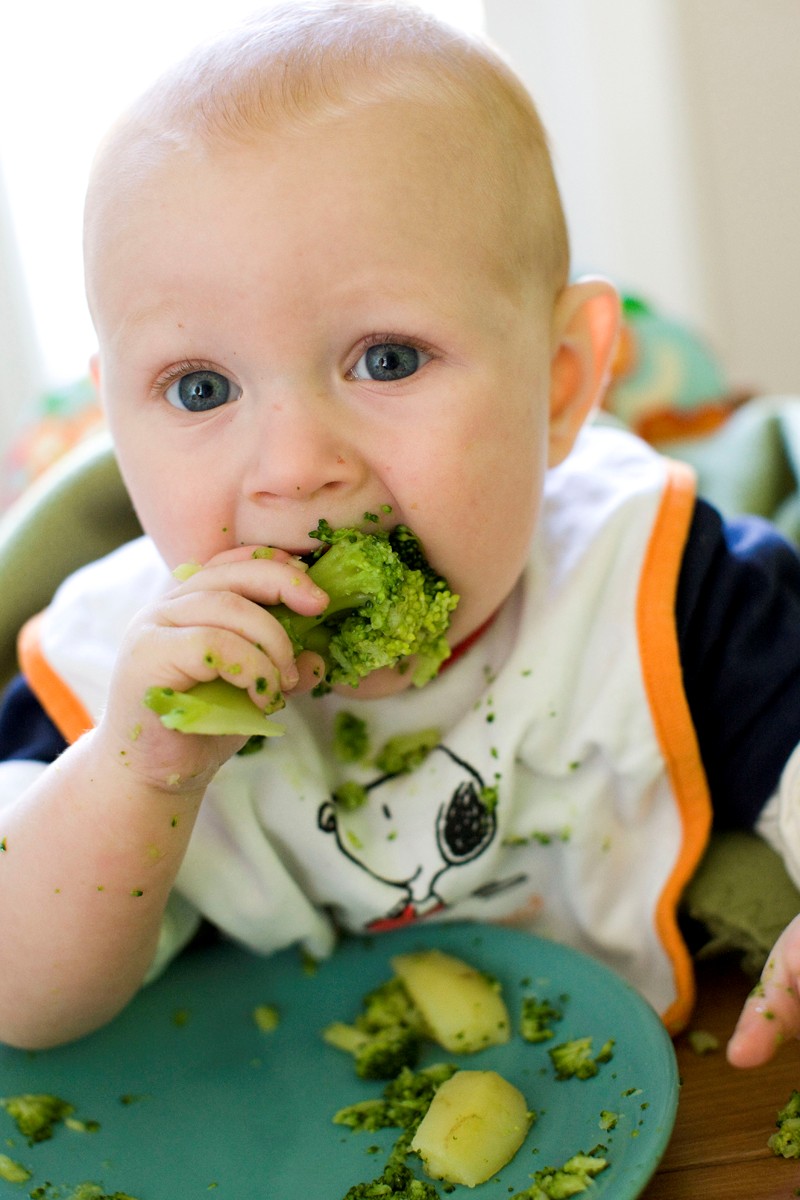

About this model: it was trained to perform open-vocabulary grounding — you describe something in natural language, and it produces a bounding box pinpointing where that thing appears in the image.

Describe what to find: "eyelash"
[151,359,228,398]
[347,332,438,374]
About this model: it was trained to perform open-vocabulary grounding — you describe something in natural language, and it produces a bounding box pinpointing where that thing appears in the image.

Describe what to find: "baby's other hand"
[727,913,800,1068]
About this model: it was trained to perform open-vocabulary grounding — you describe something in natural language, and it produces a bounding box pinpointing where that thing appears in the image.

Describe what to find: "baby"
[0,0,797,1065]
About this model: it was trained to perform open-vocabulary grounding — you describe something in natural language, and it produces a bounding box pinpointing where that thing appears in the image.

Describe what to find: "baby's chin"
[332,662,419,701]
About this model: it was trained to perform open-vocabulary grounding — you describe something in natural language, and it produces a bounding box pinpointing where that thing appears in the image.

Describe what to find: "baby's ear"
[547,278,620,468]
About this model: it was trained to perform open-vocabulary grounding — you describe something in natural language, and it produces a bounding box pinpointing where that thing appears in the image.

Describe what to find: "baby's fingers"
[174,548,329,616]
[157,589,299,693]
[728,950,800,1068]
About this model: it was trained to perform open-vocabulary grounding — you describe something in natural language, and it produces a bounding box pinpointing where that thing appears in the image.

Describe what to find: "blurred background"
[1,0,798,465]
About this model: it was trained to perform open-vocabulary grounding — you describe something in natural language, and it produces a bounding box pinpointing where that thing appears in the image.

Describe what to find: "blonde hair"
[86,0,569,297]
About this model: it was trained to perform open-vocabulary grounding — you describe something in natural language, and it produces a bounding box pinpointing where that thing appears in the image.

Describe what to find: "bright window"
[0,1,484,389]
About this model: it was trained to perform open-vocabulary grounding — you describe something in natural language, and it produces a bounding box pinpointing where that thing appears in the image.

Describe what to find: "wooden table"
[641,957,800,1198]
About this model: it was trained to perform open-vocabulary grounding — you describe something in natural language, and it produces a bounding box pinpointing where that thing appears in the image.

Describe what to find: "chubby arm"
[727,913,800,1067]
[0,548,327,1049]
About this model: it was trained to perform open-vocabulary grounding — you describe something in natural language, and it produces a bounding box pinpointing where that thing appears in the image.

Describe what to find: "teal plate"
[0,924,679,1199]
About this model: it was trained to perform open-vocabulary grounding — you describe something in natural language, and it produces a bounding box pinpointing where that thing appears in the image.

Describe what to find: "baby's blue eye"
[351,343,428,382]
[165,370,240,412]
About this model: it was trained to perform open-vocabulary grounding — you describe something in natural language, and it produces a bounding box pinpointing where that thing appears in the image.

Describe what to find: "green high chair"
[0,430,141,691]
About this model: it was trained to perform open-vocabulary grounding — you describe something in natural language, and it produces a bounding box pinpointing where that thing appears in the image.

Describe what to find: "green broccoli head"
[275,520,459,689]
[145,518,458,735]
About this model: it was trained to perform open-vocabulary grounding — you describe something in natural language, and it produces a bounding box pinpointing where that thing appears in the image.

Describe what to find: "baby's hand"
[94,546,329,793]
[727,913,800,1067]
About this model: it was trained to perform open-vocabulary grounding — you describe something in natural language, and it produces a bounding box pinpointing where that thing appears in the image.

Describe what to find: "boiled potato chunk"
[411,1069,531,1187]
[391,949,510,1053]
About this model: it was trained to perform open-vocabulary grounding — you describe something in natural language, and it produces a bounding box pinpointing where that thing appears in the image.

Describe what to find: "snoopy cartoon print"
[318,744,500,929]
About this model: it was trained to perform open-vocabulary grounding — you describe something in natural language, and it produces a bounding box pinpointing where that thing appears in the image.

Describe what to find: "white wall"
[672,0,800,394]
[0,166,44,454]
[485,0,800,396]
[485,0,714,333]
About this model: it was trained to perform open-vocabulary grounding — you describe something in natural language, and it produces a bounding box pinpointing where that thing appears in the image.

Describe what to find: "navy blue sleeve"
[0,674,68,763]
[676,499,800,829]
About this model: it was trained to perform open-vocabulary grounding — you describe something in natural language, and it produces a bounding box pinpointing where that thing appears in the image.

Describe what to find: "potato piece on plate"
[411,1069,531,1187]
[391,949,510,1053]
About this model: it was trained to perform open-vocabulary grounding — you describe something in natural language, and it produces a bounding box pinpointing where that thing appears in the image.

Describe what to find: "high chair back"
[0,431,141,690]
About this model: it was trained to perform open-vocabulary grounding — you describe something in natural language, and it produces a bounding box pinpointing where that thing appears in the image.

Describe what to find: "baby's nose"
[244,396,365,503]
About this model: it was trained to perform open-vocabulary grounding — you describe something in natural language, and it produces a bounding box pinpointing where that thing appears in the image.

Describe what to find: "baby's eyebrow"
[113,299,185,342]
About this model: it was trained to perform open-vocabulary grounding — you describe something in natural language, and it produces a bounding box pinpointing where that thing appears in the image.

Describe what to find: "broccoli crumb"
[334,1062,458,1132]
[333,712,371,763]
[374,729,441,776]
[599,1110,619,1131]
[549,1037,615,1081]
[0,1093,75,1144]
[520,996,564,1043]
[769,1090,800,1158]
[0,1152,31,1182]
[687,1029,720,1056]
[509,1147,609,1199]
[173,560,202,579]
[65,1116,101,1134]
[342,1160,440,1198]
[253,1004,280,1033]
[334,782,369,814]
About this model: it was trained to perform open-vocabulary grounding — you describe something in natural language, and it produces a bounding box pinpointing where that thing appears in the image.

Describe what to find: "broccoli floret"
[333,1063,458,1132]
[342,1160,440,1199]
[0,1093,74,1143]
[520,995,564,1043]
[278,520,458,689]
[768,1089,800,1158]
[336,1065,458,1200]
[510,1148,609,1199]
[145,520,458,734]
[548,1037,615,1081]
[324,1021,421,1080]
[324,976,428,1079]
[361,978,427,1034]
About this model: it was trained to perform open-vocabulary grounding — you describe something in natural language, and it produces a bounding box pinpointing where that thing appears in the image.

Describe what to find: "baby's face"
[90,101,558,688]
